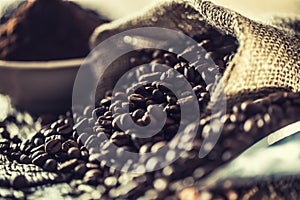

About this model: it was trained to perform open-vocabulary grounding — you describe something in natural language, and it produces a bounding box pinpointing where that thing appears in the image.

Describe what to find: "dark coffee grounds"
[0,0,109,61]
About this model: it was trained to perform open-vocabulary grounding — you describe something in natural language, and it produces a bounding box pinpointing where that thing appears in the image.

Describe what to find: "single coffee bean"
[45,139,61,154]
[151,141,167,153]
[32,153,48,167]
[132,109,146,120]
[55,151,69,163]
[33,137,44,146]
[74,163,87,176]
[30,145,44,153]
[31,150,44,160]
[163,53,177,66]
[10,174,28,189]
[43,159,58,172]
[104,176,118,187]
[19,154,31,164]
[43,129,56,137]
[98,116,113,128]
[81,149,89,161]
[141,114,151,126]
[62,139,78,152]
[50,119,64,130]
[68,147,81,159]
[57,124,73,135]
[129,94,146,108]
[110,132,131,147]
[83,169,103,185]
[59,159,78,172]
[152,89,165,103]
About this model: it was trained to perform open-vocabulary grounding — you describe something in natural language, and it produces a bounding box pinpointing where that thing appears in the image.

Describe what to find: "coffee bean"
[50,119,64,130]
[142,114,151,125]
[132,109,146,120]
[32,153,48,166]
[59,159,78,172]
[19,154,31,164]
[81,149,89,161]
[83,169,103,185]
[152,89,165,103]
[104,176,118,187]
[33,137,44,146]
[31,150,44,160]
[43,159,58,172]
[10,174,28,189]
[57,124,73,135]
[30,145,44,153]
[151,141,167,153]
[68,147,80,159]
[98,116,113,128]
[178,187,200,200]
[110,132,131,147]
[45,139,61,154]
[129,94,146,108]
[163,53,178,66]
[62,139,78,152]
[74,163,87,176]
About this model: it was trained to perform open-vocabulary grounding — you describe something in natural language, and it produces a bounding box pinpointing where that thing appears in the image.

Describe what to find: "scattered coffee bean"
[45,139,61,154]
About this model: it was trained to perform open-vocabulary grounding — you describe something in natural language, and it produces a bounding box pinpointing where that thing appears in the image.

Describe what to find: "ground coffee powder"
[0,0,109,61]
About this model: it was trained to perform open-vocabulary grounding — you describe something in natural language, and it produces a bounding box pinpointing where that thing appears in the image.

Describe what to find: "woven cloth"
[91,0,300,103]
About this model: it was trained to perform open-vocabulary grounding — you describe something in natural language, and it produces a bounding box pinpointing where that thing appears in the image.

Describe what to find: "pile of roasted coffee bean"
[1,27,300,199]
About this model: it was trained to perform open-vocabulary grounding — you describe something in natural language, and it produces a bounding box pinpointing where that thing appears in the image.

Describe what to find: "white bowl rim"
[0,58,84,70]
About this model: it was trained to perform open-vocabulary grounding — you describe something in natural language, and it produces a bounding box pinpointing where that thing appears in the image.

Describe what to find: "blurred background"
[0,0,300,21]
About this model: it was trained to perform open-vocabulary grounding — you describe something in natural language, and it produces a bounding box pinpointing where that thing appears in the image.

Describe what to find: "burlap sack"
[91,0,300,104]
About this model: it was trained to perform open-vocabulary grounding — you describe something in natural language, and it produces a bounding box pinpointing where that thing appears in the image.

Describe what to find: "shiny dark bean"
[45,139,61,154]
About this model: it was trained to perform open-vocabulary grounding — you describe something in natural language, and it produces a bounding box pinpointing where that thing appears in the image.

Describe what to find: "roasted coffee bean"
[62,139,78,152]
[55,151,69,163]
[98,116,113,128]
[57,124,73,135]
[100,98,111,107]
[110,132,131,147]
[83,169,103,185]
[68,147,81,159]
[59,159,78,172]
[33,137,44,146]
[30,145,44,153]
[152,89,165,103]
[10,174,28,189]
[50,119,64,130]
[104,176,118,188]
[43,129,56,137]
[74,163,87,176]
[151,141,167,153]
[43,159,58,172]
[132,109,146,120]
[163,53,178,66]
[32,153,48,167]
[81,149,89,161]
[31,150,44,160]
[19,154,31,164]
[129,94,146,108]
[45,139,61,154]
